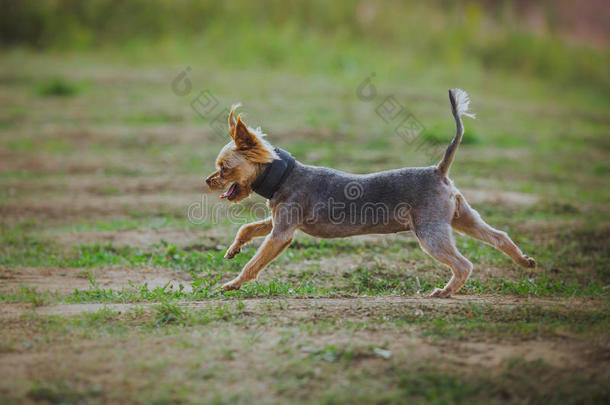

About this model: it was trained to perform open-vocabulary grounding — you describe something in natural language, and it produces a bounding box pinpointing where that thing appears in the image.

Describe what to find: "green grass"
[1,211,607,302]
[9,301,608,348]
[1,285,52,307]
[0,269,604,308]
[27,381,102,404]
[36,77,80,97]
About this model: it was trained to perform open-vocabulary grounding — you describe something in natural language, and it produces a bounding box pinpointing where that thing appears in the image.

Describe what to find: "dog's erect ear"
[232,115,258,150]
[228,103,240,135]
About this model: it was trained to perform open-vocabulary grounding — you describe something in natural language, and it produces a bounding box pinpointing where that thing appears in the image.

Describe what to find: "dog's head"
[205,106,277,203]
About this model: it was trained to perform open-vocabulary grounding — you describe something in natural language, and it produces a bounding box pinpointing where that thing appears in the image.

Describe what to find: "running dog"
[205,89,536,297]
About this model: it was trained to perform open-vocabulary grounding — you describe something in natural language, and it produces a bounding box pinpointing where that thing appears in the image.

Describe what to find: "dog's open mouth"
[220,183,239,200]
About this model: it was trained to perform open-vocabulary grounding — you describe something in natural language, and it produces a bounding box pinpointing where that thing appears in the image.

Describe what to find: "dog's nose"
[205,177,211,186]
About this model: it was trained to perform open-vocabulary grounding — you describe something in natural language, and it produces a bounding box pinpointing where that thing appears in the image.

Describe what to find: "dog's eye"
[220,165,227,174]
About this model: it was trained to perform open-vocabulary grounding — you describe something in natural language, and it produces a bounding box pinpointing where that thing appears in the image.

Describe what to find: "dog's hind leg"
[415,223,473,298]
[452,195,535,268]
[225,217,273,259]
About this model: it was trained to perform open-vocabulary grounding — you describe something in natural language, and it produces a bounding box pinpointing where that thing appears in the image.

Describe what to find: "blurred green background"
[0,0,610,91]
[1,0,608,199]
[2,0,609,91]
[1,0,609,91]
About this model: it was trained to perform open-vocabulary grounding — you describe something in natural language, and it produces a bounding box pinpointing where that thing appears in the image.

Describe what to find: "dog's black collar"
[251,148,296,199]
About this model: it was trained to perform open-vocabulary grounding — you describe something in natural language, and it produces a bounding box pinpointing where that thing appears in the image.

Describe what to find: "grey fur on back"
[269,162,456,238]
[267,88,473,238]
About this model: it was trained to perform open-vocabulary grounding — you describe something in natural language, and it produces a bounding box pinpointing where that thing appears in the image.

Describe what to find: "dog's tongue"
[220,183,236,199]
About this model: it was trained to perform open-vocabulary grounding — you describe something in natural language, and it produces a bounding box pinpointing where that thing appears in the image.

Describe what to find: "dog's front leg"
[222,228,294,291]
[225,217,273,259]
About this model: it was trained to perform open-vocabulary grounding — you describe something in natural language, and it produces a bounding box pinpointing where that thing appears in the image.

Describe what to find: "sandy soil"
[0,292,601,319]
[0,266,192,295]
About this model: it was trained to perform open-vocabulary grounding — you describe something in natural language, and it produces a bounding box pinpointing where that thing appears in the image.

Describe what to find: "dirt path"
[0,266,193,295]
[1,294,602,319]
[2,293,606,402]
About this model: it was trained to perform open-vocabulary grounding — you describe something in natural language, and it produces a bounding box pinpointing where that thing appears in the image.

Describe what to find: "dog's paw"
[521,256,536,268]
[429,288,452,298]
[224,245,241,259]
[221,279,242,291]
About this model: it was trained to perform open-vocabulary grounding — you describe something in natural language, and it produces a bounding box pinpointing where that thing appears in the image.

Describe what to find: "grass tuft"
[36,78,79,97]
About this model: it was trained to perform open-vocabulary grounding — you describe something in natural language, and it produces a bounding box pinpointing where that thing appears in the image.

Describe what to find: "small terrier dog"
[206,89,535,297]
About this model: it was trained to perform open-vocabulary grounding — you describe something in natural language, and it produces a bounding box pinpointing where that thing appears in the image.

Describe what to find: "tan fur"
[228,104,237,134]
[205,109,275,203]
[223,231,292,290]
[452,194,535,268]
[225,217,273,259]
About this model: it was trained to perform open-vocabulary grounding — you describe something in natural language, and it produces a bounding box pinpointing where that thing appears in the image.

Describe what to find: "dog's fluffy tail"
[437,89,475,177]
